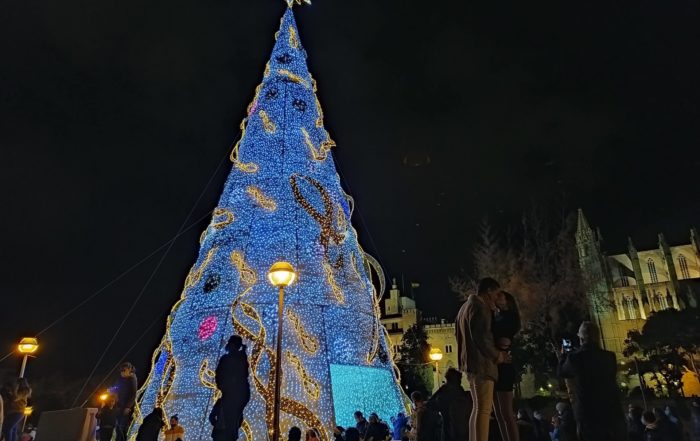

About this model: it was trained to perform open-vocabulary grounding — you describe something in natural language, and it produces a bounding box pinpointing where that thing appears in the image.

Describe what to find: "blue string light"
[133,8,405,441]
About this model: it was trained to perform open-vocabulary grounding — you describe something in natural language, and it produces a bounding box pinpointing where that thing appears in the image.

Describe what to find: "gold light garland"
[301,128,335,161]
[247,185,277,211]
[259,110,276,134]
[323,261,345,303]
[230,119,259,173]
[230,294,329,441]
[184,247,218,289]
[287,309,319,354]
[290,174,344,255]
[198,359,222,401]
[286,351,320,400]
[278,69,309,88]
[289,26,299,49]
[230,251,258,286]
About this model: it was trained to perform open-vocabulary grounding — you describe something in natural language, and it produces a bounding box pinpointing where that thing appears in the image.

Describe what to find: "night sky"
[1,0,699,401]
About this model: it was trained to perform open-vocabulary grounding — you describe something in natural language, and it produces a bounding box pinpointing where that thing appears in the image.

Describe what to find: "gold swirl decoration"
[247,185,277,211]
[277,69,309,88]
[229,119,259,174]
[241,420,253,441]
[287,309,319,354]
[230,251,258,286]
[350,252,366,289]
[230,82,263,174]
[289,174,344,255]
[259,110,276,134]
[199,359,222,401]
[184,247,218,289]
[289,26,299,49]
[230,292,328,441]
[323,261,345,304]
[286,351,320,400]
[301,128,335,161]
[200,208,235,244]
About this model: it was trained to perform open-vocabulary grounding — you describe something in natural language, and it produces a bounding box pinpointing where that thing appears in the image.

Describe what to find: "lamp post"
[429,348,443,393]
[267,261,296,441]
[17,338,39,378]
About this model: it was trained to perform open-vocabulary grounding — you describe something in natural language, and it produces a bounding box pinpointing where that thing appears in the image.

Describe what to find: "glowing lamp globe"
[429,348,443,362]
[99,392,110,402]
[18,338,38,355]
[267,262,296,287]
[23,406,33,417]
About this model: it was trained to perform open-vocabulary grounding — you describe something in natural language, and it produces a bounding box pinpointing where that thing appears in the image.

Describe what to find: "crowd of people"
[9,274,690,441]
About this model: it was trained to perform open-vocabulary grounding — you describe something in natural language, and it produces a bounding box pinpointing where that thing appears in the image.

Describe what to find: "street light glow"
[18,338,39,354]
[267,261,296,287]
[429,348,443,362]
[23,407,33,417]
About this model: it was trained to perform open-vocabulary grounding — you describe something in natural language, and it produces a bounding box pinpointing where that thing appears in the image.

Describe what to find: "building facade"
[576,209,700,355]
[380,280,460,383]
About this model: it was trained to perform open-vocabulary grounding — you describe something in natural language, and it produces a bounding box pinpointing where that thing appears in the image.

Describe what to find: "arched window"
[679,254,691,279]
[656,292,668,310]
[625,297,637,319]
[619,267,629,287]
[647,259,659,283]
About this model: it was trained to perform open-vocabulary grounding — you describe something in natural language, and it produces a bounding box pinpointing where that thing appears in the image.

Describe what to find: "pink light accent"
[198,316,218,341]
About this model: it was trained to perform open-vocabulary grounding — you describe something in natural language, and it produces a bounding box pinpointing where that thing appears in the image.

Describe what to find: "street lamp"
[17,338,39,378]
[429,348,443,393]
[267,261,296,441]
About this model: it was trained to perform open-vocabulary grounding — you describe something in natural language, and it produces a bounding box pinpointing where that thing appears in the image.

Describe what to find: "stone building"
[575,209,700,355]
[380,280,459,384]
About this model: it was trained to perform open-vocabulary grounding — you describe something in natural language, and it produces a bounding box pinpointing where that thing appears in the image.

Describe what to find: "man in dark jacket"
[558,321,625,441]
[354,411,369,438]
[114,362,138,441]
[428,368,471,441]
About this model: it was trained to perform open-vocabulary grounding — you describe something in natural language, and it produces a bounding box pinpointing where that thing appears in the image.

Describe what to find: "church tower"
[576,209,610,347]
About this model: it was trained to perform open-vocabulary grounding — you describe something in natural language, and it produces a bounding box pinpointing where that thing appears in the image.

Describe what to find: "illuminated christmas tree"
[133,5,406,441]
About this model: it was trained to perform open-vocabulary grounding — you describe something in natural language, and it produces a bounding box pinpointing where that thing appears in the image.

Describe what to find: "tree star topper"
[287,0,311,7]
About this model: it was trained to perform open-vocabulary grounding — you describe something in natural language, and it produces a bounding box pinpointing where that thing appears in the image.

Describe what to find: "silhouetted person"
[429,367,471,441]
[690,399,700,441]
[344,428,360,441]
[136,408,165,441]
[97,394,118,441]
[1,378,31,441]
[558,321,625,441]
[287,426,302,441]
[627,405,645,441]
[114,362,138,441]
[215,335,250,441]
[209,399,226,441]
[354,411,369,438]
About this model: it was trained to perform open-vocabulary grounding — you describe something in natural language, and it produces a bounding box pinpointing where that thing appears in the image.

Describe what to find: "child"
[164,415,185,441]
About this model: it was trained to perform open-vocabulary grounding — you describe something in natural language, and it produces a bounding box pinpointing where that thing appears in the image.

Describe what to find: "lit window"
[647,259,659,283]
[624,297,637,320]
[679,255,691,279]
[656,292,669,310]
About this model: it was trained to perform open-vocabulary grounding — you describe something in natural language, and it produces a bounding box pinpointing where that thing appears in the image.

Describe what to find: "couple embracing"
[456,277,522,441]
